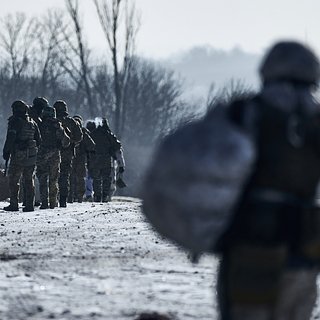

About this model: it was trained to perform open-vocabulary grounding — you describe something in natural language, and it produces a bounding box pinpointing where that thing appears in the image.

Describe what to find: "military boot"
[23,206,34,212]
[59,196,67,208]
[102,196,111,203]
[49,199,57,209]
[94,196,101,202]
[40,201,49,210]
[3,204,19,212]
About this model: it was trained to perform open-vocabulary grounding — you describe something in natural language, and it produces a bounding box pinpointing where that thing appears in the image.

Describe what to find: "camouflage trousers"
[36,149,60,205]
[59,153,73,200]
[217,245,317,320]
[91,156,112,201]
[8,160,35,208]
[69,159,86,202]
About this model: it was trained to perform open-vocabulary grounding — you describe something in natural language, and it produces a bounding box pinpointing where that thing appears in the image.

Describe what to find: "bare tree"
[35,10,68,97]
[93,0,140,137]
[57,0,96,117]
[0,13,38,79]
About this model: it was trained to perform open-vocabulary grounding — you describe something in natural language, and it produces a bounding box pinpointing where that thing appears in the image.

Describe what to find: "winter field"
[0,197,217,320]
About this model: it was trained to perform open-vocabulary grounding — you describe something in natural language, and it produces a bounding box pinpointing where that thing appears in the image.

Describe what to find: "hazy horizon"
[1,0,319,60]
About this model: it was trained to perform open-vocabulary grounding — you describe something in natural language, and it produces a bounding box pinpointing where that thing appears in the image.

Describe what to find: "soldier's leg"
[218,245,287,320]
[273,269,318,320]
[109,162,117,198]
[22,165,35,212]
[48,155,60,209]
[59,156,72,207]
[75,162,86,202]
[101,163,112,202]
[85,170,94,201]
[6,162,23,210]
[92,167,102,202]
[68,167,75,203]
[37,162,49,208]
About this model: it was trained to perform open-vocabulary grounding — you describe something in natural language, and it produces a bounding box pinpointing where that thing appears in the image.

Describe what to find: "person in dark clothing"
[217,41,320,320]
[84,121,96,201]
[37,106,70,209]
[53,100,83,207]
[69,115,95,203]
[90,118,124,202]
[3,100,41,212]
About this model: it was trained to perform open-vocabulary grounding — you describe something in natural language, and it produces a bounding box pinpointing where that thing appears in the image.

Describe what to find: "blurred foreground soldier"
[3,100,41,212]
[142,41,320,320]
[85,120,96,201]
[90,118,124,202]
[53,100,82,207]
[69,115,95,203]
[37,106,70,209]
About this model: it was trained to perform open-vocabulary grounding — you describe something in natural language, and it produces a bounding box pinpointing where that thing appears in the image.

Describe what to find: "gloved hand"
[3,153,10,161]
[119,166,125,173]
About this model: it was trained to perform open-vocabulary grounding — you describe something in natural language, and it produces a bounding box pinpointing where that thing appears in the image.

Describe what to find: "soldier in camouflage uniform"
[69,115,95,203]
[53,100,83,208]
[20,97,48,207]
[2,100,41,212]
[85,121,96,201]
[37,106,70,209]
[90,118,124,202]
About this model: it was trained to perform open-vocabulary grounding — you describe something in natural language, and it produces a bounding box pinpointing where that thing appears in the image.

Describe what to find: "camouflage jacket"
[3,115,41,163]
[38,118,70,152]
[57,115,83,157]
[74,127,95,163]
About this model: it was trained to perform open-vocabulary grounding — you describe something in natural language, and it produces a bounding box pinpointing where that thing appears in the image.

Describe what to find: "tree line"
[0,0,196,195]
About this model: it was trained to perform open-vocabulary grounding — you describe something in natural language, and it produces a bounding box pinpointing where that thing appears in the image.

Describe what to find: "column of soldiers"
[2,98,125,212]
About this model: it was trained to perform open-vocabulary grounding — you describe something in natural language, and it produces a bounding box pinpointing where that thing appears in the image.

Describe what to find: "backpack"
[142,101,257,254]
[61,117,83,145]
[13,117,38,166]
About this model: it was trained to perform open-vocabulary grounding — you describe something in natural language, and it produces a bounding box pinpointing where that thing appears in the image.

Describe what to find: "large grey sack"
[142,105,256,254]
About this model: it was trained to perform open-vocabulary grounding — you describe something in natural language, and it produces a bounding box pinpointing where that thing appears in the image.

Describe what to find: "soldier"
[2,100,41,212]
[53,100,82,207]
[37,106,70,209]
[69,115,95,203]
[216,42,320,320]
[85,120,96,201]
[142,41,320,320]
[90,118,124,202]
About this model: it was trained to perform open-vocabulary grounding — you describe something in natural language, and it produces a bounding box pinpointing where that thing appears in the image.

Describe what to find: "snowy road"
[0,197,217,320]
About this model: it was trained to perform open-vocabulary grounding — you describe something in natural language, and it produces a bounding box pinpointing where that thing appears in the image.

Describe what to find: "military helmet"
[11,100,28,116]
[86,120,96,132]
[259,41,320,85]
[33,97,49,112]
[53,100,68,115]
[42,106,56,118]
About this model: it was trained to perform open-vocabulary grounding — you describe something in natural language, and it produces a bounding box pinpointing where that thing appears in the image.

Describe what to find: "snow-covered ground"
[0,197,218,320]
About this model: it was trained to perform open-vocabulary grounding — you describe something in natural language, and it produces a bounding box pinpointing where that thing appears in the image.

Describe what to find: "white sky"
[1,0,320,58]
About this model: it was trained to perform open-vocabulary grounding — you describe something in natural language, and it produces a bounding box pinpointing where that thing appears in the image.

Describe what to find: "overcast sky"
[2,0,320,59]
